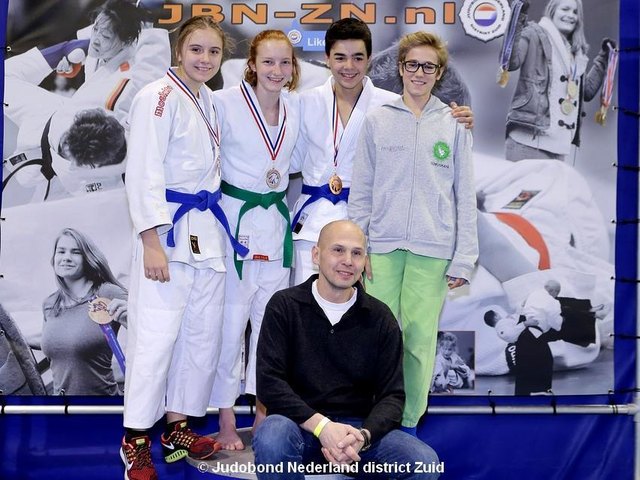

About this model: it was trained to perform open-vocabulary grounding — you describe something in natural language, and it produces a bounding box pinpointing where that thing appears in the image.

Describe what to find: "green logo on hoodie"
[433,141,450,161]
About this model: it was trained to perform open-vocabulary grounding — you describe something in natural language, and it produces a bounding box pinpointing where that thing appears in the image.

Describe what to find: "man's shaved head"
[317,220,366,250]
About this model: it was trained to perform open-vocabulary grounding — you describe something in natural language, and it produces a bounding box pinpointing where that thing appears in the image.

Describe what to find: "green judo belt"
[221,181,292,279]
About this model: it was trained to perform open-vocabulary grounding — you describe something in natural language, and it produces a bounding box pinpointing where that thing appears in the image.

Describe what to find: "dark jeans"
[253,414,441,479]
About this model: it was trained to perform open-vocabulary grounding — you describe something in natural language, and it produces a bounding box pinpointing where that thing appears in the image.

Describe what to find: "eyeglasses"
[401,60,440,74]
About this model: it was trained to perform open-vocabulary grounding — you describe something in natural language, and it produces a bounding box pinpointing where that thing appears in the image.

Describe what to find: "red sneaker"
[160,421,221,463]
[120,435,157,480]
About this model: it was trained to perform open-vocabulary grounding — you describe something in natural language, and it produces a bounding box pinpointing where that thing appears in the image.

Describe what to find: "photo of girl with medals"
[500,0,617,162]
[41,227,127,396]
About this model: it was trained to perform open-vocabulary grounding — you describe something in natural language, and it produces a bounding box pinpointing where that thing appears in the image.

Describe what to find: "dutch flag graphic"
[473,3,498,27]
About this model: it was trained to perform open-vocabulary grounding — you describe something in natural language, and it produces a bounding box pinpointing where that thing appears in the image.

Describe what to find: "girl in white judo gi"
[210,29,300,450]
[121,16,246,480]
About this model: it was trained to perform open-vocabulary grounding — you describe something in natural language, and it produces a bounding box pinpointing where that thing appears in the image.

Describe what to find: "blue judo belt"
[291,183,350,231]
[165,188,249,257]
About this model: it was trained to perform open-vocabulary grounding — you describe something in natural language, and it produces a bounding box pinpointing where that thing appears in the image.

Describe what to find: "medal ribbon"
[332,93,341,167]
[240,81,287,162]
[497,0,524,86]
[331,88,364,167]
[595,44,618,125]
[99,323,126,374]
[601,45,619,110]
[565,62,578,96]
[570,62,578,84]
[167,69,220,149]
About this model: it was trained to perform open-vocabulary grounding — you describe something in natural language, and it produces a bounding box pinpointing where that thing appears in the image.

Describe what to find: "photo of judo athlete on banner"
[3,0,169,204]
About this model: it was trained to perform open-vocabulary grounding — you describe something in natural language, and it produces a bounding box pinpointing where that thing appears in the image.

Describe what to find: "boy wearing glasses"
[349,32,478,434]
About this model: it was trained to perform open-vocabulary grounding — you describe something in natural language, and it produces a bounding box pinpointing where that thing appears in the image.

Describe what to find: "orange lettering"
[300,3,333,24]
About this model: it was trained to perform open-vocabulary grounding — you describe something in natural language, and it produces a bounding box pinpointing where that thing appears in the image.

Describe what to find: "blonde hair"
[244,29,299,91]
[543,0,589,55]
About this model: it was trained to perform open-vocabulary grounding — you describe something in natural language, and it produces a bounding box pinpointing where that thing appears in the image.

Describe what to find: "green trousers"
[367,250,449,427]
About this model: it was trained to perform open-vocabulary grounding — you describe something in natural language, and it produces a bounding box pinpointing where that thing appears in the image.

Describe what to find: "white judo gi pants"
[210,255,289,406]
[292,239,317,286]
[123,243,225,429]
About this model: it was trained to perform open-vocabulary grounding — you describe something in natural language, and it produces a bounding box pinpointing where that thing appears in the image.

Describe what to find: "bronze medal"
[266,168,281,189]
[560,98,575,115]
[329,174,343,195]
[567,80,578,99]
[88,297,112,325]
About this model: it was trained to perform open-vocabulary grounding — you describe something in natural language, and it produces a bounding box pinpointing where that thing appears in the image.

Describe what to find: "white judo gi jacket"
[290,76,397,242]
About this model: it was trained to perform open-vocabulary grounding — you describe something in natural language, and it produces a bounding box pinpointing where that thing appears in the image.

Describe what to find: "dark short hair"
[483,310,498,327]
[324,18,372,57]
[60,109,126,168]
[91,0,143,45]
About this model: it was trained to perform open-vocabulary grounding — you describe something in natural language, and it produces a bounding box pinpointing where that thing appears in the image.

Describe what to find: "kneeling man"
[253,220,440,479]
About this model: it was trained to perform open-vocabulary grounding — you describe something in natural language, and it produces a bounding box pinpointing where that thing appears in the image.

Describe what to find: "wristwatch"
[359,428,371,451]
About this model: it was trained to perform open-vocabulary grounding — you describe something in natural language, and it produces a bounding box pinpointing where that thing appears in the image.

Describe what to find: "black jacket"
[256,275,405,442]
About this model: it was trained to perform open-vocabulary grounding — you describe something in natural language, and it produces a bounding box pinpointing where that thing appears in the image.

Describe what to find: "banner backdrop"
[1,0,619,396]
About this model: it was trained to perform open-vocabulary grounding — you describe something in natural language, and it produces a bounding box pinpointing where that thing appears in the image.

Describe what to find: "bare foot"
[215,407,245,450]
